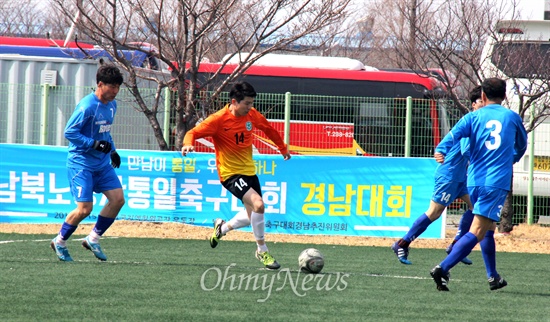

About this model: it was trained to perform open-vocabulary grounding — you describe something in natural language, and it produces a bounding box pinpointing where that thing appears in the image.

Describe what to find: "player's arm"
[435,114,471,159]
[182,115,219,156]
[513,117,528,163]
[459,138,470,159]
[252,110,291,160]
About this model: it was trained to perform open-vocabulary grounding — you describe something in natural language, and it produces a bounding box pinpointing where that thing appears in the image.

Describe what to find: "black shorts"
[222,175,262,201]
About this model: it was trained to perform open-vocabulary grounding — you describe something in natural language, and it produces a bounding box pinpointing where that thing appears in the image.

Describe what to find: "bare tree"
[480,19,550,231]
[48,0,351,151]
[0,0,48,36]
[364,0,550,231]
[364,0,513,112]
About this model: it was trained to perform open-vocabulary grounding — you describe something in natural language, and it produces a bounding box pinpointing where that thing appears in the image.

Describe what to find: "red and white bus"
[0,36,95,48]
[193,59,452,157]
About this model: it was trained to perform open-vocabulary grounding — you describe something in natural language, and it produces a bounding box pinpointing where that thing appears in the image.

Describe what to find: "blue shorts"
[67,165,122,202]
[431,176,469,207]
[468,186,508,222]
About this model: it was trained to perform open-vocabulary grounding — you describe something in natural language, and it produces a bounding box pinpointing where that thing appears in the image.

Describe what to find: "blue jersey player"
[391,87,483,265]
[430,78,527,291]
[50,64,125,262]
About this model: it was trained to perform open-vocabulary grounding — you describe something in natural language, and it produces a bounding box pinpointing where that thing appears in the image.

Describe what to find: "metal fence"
[1,83,548,222]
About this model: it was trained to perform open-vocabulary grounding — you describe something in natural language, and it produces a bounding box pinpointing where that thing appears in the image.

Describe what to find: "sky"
[509,0,549,19]
[356,0,549,20]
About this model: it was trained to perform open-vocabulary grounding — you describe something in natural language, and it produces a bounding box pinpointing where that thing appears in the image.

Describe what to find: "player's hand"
[181,145,194,156]
[111,151,121,168]
[282,152,291,161]
[93,140,112,153]
[434,152,445,163]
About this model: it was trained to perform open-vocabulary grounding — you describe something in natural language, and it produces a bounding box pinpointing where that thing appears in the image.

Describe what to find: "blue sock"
[59,222,78,241]
[455,209,474,241]
[93,216,116,236]
[480,230,498,278]
[440,232,478,272]
[403,214,432,242]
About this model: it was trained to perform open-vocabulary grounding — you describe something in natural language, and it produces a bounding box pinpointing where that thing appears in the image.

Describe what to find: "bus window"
[491,42,550,78]
[355,101,394,156]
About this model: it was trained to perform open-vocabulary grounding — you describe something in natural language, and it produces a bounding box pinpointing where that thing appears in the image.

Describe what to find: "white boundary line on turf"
[354,225,410,231]
[0,236,119,244]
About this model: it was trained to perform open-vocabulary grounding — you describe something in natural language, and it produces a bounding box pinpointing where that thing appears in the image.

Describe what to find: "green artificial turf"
[1,233,548,321]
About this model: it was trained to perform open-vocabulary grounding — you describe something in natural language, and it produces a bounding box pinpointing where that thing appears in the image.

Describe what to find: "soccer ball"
[298,248,324,274]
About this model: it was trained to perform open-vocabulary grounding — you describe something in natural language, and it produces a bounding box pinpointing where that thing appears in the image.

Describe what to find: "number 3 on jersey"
[485,120,502,150]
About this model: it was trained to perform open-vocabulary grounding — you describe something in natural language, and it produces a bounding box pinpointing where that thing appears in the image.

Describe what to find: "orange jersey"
[183,104,288,181]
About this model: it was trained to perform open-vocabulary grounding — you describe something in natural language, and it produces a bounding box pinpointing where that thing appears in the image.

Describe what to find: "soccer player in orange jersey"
[182,82,291,269]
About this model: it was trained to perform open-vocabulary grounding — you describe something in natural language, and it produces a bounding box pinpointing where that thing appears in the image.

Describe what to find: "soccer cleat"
[209,218,225,248]
[488,276,508,291]
[391,241,412,265]
[255,250,281,270]
[82,236,107,261]
[50,237,73,262]
[430,265,450,291]
[445,243,473,265]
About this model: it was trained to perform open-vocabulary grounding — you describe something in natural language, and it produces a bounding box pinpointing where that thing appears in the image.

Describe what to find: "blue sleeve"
[64,106,95,149]
[435,114,472,155]
[460,138,470,159]
[513,116,528,163]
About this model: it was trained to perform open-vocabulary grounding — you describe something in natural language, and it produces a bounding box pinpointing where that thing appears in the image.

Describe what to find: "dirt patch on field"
[1,221,548,254]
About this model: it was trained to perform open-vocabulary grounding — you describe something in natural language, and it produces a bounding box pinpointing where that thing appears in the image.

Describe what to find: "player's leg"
[446,189,474,265]
[477,188,509,290]
[480,222,506,290]
[224,209,250,233]
[430,215,490,292]
[431,187,497,291]
[392,201,445,265]
[211,176,254,248]
[209,209,250,248]
[241,176,280,270]
[392,176,451,265]
[51,168,95,261]
[82,166,124,261]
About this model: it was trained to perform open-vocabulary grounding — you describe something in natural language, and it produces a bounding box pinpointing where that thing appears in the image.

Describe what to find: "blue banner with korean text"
[0,144,444,238]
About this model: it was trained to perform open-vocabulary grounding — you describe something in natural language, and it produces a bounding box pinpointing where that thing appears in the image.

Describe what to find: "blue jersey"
[64,92,117,170]
[436,104,527,190]
[434,138,469,182]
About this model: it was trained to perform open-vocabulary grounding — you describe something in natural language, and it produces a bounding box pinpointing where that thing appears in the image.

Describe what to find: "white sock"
[224,209,250,234]
[55,235,67,247]
[88,230,101,243]
[257,244,268,253]
[250,211,265,243]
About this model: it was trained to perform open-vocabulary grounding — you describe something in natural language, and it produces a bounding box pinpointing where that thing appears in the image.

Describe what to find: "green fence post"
[404,96,412,157]
[40,84,50,145]
[527,105,535,225]
[284,92,291,145]
[163,87,171,148]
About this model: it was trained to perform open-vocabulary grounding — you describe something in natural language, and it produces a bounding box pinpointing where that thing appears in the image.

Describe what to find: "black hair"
[96,64,123,85]
[469,85,482,103]
[229,82,257,102]
[481,78,506,100]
